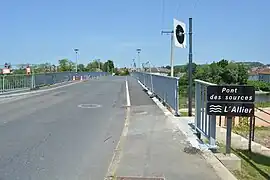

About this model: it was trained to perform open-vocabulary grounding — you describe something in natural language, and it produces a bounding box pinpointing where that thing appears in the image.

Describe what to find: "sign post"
[206,85,255,155]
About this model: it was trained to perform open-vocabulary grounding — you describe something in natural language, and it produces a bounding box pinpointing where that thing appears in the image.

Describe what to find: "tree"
[77,64,85,72]
[102,60,115,73]
[237,63,249,85]
[58,59,75,72]
[86,60,104,71]
[178,59,252,95]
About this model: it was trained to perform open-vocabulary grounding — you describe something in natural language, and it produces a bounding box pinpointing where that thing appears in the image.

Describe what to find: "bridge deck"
[114,77,220,179]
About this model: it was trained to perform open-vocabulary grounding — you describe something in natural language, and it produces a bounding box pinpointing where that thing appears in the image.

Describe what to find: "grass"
[216,142,270,180]
[232,149,270,180]
[179,94,195,109]
[233,124,270,149]
[256,101,270,108]
[179,111,188,116]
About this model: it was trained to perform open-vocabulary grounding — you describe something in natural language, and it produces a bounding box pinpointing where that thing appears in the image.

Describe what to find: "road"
[0,76,127,180]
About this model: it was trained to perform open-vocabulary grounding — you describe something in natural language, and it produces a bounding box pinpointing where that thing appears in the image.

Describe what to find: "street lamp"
[136,48,141,72]
[74,48,79,72]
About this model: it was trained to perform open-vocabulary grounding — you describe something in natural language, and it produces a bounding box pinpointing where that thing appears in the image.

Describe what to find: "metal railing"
[0,72,109,93]
[194,79,217,148]
[230,107,270,149]
[0,75,32,92]
[131,72,180,116]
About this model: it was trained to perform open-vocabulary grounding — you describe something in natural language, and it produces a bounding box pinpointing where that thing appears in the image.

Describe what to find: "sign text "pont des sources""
[207,86,255,102]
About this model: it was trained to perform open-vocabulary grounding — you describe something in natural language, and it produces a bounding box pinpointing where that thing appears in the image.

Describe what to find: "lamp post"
[136,48,141,72]
[74,48,79,72]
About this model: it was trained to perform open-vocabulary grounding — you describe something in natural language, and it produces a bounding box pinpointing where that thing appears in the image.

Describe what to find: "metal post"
[2,75,4,92]
[209,115,217,147]
[74,48,79,73]
[175,78,180,116]
[248,116,253,152]
[136,49,141,72]
[161,30,174,77]
[75,52,78,72]
[252,116,255,141]
[226,116,232,155]
[188,17,193,117]
[170,33,174,77]
[138,52,140,72]
[149,63,153,93]
[31,65,35,89]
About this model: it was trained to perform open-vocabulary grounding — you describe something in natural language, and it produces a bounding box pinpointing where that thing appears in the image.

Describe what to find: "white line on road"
[125,78,131,107]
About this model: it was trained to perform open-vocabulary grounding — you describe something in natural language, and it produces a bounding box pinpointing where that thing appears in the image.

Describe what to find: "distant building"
[248,67,270,83]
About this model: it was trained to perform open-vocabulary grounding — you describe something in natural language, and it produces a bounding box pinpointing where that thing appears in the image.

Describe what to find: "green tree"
[102,60,115,73]
[77,64,85,72]
[237,63,249,84]
[86,60,104,71]
[58,59,75,72]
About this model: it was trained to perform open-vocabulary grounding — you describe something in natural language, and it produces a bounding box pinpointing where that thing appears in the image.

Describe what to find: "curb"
[136,79,238,180]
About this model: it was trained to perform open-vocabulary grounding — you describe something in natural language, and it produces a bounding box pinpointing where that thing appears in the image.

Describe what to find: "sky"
[0,0,269,68]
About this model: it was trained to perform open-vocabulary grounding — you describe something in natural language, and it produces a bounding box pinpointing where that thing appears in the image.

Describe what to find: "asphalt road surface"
[0,76,127,180]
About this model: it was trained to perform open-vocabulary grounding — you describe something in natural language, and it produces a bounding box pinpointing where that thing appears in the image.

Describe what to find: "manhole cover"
[77,104,102,109]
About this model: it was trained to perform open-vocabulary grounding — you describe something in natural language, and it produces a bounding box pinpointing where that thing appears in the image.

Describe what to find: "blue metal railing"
[195,79,217,148]
[131,72,180,116]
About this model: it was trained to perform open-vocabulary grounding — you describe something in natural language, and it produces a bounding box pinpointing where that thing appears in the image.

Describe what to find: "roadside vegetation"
[217,142,270,180]
[176,60,270,179]
[232,117,270,148]
[230,117,270,179]
[176,59,270,109]
[114,68,130,76]
[1,59,116,75]
[255,101,270,108]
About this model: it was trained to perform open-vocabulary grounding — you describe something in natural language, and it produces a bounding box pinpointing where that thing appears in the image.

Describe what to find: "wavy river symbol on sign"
[209,104,222,113]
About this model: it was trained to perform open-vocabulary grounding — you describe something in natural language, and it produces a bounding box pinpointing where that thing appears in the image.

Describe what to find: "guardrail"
[131,72,180,116]
[0,72,109,93]
[0,75,32,92]
[194,79,217,148]
[195,79,270,149]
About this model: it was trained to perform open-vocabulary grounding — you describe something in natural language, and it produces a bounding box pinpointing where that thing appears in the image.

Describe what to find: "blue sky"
[0,0,269,68]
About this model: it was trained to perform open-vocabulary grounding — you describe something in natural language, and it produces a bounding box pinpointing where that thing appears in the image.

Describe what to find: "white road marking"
[125,78,131,107]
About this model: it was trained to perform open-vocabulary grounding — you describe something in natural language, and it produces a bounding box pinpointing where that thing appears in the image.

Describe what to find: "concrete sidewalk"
[110,78,222,180]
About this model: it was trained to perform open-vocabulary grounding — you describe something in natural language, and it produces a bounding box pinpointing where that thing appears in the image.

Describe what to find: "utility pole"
[188,18,193,117]
[161,30,174,77]
[132,59,136,72]
[74,48,79,72]
[136,49,141,72]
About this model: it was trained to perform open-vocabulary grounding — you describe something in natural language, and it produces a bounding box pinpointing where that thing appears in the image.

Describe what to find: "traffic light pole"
[161,30,174,77]
[188,18,193,117]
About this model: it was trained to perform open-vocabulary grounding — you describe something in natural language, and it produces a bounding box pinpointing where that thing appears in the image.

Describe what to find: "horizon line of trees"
[0,59,116,75]
[176,59,270,93]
